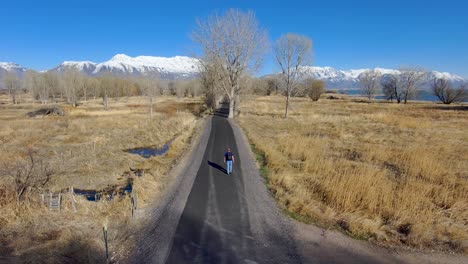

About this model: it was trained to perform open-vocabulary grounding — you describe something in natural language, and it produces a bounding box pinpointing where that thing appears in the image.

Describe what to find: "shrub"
[305,79,325,101]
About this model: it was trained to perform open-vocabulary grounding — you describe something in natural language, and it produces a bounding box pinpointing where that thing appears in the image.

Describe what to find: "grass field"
[238,95,468,253]
[0,94,204,261]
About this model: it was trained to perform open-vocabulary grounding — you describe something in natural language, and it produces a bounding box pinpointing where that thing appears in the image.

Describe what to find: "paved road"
[165,109,299,264]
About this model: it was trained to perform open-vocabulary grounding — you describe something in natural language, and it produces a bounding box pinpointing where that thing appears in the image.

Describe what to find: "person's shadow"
[207,161,227,174]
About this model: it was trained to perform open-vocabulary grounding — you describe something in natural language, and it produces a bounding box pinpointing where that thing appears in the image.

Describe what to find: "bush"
[305,79,325,101]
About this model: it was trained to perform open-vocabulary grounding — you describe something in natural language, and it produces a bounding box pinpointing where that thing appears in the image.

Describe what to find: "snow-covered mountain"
[51,54,200,80]
[296,66,466,89]
[0,62,28,81]
[51,61,97,75]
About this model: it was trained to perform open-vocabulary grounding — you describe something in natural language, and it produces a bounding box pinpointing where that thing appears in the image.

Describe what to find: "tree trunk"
[149,96,153,118]
[228,89,234,118]
[103,95,108,110]
[228,100,234,118]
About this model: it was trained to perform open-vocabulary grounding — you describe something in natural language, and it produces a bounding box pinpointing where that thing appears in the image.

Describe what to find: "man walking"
[224,148,235,174]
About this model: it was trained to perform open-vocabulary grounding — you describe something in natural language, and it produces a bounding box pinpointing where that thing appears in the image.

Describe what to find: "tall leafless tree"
[35,74,51,104]
[138,78,159,117]
[98,75,113,110]
[198,59,223,111]
[3,72,22,104]
[398,68,426,104]
[43,72,60,102]
[431,78,467,104]
[192,9,268,118]
[381,74,401,103]
[381,68,426,104]
[63,69,84,107]
[359,70,380,100]
[274,33,312,118]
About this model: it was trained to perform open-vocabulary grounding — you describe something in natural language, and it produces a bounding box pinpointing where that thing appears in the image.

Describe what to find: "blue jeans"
[226,160,233,174]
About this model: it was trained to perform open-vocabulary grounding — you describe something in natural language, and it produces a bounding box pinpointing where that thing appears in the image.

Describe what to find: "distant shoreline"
[340,89,468,103]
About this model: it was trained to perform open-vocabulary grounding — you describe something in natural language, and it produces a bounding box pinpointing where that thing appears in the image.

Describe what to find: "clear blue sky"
[1,0,467,77]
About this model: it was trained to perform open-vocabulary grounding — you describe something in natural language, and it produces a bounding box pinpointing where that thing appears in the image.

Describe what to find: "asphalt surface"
[165,108,299,264]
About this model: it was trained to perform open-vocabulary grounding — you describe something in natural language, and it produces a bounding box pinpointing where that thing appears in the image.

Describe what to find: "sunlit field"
[238,95,468,253]
[0,94,203,261]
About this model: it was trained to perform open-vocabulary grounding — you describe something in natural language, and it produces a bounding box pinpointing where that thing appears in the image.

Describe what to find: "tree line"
[2,70,202,108]
[193,9,317,118]
[194,8,466,117]
[359,69,467,104]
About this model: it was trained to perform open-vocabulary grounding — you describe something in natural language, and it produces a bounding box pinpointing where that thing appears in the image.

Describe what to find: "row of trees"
[194,9,314,118]
[194,8,466,115]
[359,69,467,104]
[2,70,202,109]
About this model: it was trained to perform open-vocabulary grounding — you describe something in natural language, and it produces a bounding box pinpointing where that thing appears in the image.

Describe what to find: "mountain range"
[0,62,28,82]
[295,66,466,89]
[50,54,200,80]
[1,54,466,89]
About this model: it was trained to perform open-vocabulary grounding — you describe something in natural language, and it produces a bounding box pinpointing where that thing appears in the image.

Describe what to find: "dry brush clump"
[238,95,468,253]
[0,94,203,260]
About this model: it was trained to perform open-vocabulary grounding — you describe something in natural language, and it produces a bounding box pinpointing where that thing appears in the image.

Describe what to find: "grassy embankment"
[0,94,203,262]
[238,95,468,253]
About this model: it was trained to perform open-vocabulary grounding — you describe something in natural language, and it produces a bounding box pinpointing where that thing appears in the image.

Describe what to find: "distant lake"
[343,89,439,102]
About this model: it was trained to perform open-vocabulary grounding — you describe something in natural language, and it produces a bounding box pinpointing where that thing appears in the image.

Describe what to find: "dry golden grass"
[238,95,468,253]
[0,94,203,261]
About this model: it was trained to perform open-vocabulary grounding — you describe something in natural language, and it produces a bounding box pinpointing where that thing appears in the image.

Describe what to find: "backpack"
[226,152,233,160]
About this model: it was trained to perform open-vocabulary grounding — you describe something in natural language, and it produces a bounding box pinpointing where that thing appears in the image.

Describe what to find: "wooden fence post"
[69,186,77,212]
[131,192,138,217]
[103,226,109,261]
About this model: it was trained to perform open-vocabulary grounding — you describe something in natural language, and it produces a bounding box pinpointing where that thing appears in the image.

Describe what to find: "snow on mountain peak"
[290,66,467,89]
[62,61,96,66]
[95,54,200,76]
[52,61,97,73]
[110,54,132,61]
[0,62,27,72]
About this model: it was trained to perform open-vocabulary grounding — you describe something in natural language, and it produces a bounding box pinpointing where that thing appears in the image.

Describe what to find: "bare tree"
[98,75,113,110]
[359,70,380,100]
[193,9,268,118]
[185,80,201,97]
[381,74,401,103]
[3,72,22,104]
[81,76,96,103]
[274,33,313,118]
[265,76,280,96]
[199,60,223,111]
[62,69,85,107]
[431,78,467,104]
[33,74,51,104]
[43,72,60,102]
[138,78,159,117]
[398,68,426,104]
